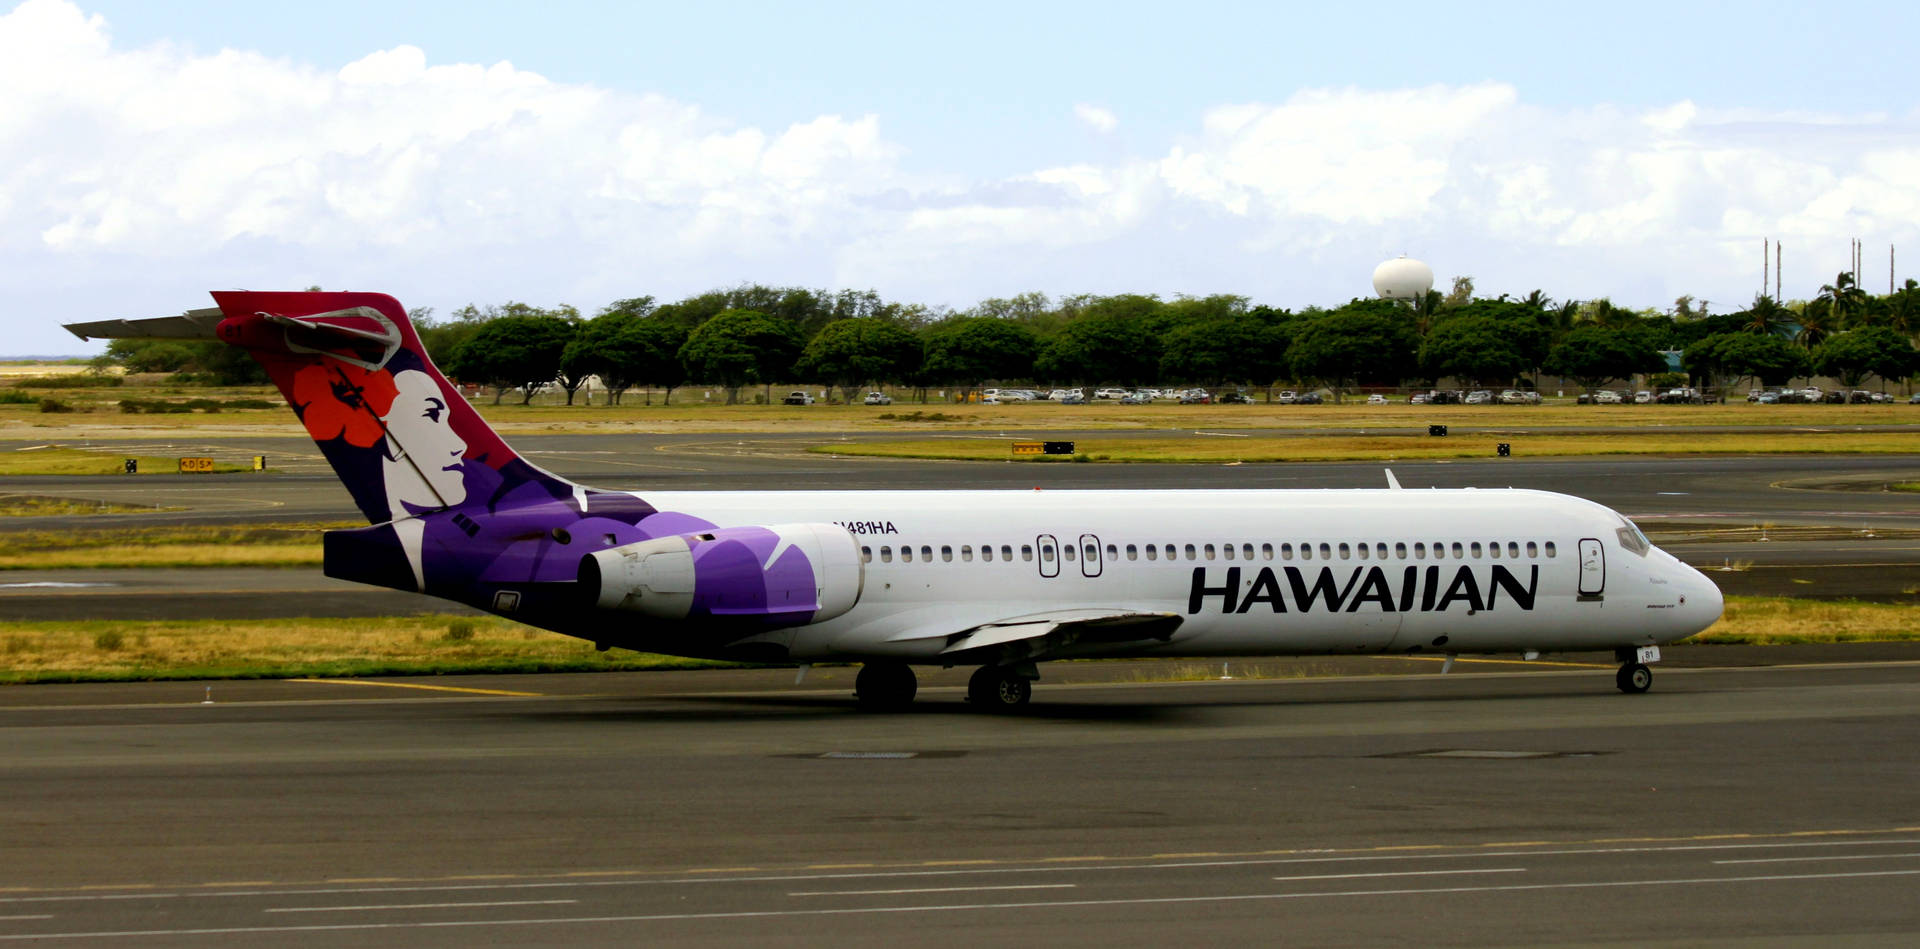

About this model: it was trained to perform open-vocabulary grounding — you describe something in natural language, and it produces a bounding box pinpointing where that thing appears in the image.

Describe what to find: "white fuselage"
[608,487,1725,663]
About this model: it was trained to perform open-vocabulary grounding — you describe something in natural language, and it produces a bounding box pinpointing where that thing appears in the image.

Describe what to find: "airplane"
[66,292,1725,710]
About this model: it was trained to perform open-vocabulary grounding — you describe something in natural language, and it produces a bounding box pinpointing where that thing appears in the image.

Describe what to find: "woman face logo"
[380,369,468,509]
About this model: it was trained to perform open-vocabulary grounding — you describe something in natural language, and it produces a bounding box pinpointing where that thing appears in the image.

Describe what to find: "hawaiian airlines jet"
[67,293,1724,710]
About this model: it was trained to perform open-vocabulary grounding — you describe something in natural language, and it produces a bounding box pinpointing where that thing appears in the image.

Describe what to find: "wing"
[886,607,1183,664]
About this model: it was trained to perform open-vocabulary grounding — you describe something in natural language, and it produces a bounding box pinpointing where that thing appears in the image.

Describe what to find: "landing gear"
[1616,662,1653,694]
[855,662,917,710]
[967,665,1032,711]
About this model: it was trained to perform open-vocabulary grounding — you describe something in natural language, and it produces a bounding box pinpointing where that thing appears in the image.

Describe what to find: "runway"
[4,656,1919,946]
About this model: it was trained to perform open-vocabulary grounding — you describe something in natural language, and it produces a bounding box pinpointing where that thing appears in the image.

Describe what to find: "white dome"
[1372,256,1434,300]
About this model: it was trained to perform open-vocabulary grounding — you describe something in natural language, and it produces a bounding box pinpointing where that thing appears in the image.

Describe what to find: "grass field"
[4,384,1919,436]
[814,431,1920,463]
[0,523,345,569]
[0,595,1907,684]
[0,495,177,517]
[0,446,249,476]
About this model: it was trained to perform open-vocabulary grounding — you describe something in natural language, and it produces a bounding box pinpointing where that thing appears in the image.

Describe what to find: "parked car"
[1801,387,1823,402]
[1177,389,1212,404]
[1093,388,1130,400]
[1274,390,1298,404]
[1593,390,1624,404]
[1295,391,1324,404]
[1425,390,1462,405]
[1408,393,1429,405]
[1047,388,1081,402]
[1754,390,1780,404]
[1366,393,1388,405]
[1498,389,1541,404]
[782,390,814,405]
[1657,388,1700,404]
[862,391,891,406]
[1058,390,1087,404]
[1118,391,1151,404]
[1464,390,1494,405]
[1632,390,1653,404]
[1910,393,1920,404]
[1218,391,1254,404]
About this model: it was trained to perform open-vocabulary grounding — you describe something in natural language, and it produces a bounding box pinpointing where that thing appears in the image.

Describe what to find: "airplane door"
[1079,534,1102,578]
[1036,534,1060,578]
[1578,537,1605,597]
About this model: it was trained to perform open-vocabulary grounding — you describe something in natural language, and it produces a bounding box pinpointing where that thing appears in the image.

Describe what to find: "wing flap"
[918,608,1184,659]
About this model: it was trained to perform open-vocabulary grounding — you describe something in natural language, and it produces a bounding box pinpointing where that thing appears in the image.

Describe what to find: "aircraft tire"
[967,666,1032,711]
[1616,662,1653,694]
[855,662,917,710]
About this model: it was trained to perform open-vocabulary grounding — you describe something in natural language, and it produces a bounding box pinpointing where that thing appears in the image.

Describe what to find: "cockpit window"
[1616,516,1651,556]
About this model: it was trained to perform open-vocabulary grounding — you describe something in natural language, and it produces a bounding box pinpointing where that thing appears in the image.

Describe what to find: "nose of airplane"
[1676,560,1725,637]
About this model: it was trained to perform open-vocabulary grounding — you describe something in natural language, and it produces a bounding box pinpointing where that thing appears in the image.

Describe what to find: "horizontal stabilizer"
[64,308,225,341]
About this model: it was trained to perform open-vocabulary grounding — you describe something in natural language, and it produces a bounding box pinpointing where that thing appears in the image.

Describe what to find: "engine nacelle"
[578,522,863,627]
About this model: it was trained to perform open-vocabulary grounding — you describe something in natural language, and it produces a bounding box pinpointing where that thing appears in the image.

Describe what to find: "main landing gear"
[854,662,917,710]
[967,664,1033,711]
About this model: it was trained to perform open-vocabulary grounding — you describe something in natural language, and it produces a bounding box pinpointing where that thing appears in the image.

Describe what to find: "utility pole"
[1763,238,1769,298]
[1776,242,1782,301]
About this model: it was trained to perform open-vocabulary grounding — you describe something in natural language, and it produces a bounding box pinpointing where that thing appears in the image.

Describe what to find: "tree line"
[99,274,1920,402]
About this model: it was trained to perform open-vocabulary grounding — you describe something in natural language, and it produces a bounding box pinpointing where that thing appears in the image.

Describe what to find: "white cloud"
[3,0,1918,353]
[1073,103,1118,133]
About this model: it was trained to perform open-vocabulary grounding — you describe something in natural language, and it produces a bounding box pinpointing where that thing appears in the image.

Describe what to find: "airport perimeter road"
[3,662,1919,946]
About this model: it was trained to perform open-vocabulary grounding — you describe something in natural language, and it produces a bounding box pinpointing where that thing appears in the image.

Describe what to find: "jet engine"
[578,522,863,628]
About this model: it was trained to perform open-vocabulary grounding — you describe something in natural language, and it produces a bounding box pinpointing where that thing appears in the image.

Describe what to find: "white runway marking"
[9,869,1920,941]
[1713,852,1920,865]
[265,899,576,914]
[1271,868,1524,882]
[790,884,1075,897]
[0,916,52,921]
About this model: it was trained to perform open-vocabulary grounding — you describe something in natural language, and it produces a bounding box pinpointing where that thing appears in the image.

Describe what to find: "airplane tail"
[67,291,577,525]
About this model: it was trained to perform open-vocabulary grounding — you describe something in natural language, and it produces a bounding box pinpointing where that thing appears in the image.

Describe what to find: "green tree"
[1816,271,1870,330]
[796,318,922,401]
[1543,326,1665,396]
[921,317,1037,395]
[1286,305,1419,401]
[444,313,577,404]
[1420,316,1529,386]
[1158,311,1290,386]
[560,307,688,405]
[1812,327,1920,389]
[676,308,802,404]
[1684,332,1808,394]
[1034,313,1159,386]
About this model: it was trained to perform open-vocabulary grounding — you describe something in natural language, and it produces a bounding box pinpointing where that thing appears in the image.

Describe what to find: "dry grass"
[4,388,1920,437]
[0,595,1906,684]
[814,431,1920,464]
[0,495,178,517]
[1684,596,1920,645]
[0,614,730,683]
[0,446,247,476]
[0,523,343,569]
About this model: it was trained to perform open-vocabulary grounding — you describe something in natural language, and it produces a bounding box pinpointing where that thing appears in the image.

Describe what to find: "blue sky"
[5,0,1919,353]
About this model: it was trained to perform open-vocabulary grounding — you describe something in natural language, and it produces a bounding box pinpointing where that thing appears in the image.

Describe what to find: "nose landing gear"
[1615,661,1653,694]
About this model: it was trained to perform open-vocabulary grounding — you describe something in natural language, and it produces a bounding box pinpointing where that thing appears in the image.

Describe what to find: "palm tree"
[1816,271,1869,329]
[1743,294,1793,337]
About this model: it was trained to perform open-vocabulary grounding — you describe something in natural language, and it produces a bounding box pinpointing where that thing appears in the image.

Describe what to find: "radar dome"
[1372,256,1434,300]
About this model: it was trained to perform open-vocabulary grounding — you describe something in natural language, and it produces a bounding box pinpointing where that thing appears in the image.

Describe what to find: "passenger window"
[1125,544,1137,560]
[1222,544,1234,561]
[961,545,973,562]
[1451,542,1465,558]
[1145,545,1158,561]
[1042,544,1055,563]
[1376,543,1388,559]
[921,545,932,561]
[1204,544,1216,560]
[1414,542,1425,558]
[1281,543,1293,560]
[1394,542,1407,559]
[1261,543,1273,560]
[901,546,913,563]
[1244,544,1255,560]
[941,545,953,562]
[1022,545,1034,562]
[1432,543,1444,560]
[1301,543,1312,561]
[861,546,872,563]
[981,545,994,562]
[1063,544,1076,561]
[1544,541,1556,558]
[1184,543,1197,560]
[1354,542,1367,560]
[1488,542,1499,559]
[1105,544,1116,559]
[880,546,892,563]
[1002,545,1013,560]
[1508,542,1519,558]
[1526,541,1538,558]
[1319,542,1332,559]
[1471,542,1482,558]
